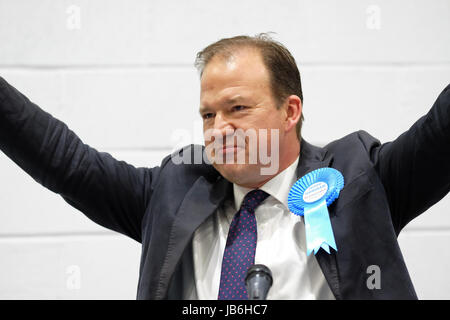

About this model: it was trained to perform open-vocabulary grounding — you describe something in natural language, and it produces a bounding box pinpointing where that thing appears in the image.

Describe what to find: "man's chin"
[214,163,261,187]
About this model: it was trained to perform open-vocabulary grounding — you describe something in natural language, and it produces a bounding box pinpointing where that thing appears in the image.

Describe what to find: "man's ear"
[284,95,302,133]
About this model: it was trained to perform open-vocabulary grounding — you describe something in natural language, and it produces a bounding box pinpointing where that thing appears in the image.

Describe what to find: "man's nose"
[213,112,235,134]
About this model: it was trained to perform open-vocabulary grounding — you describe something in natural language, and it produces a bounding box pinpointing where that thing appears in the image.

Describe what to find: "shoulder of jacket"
[325,130,381,151]
[159,144,219,180]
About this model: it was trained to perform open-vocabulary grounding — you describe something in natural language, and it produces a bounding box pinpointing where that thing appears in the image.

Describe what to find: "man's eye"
[202,113,214,120]
[232,105,247,111]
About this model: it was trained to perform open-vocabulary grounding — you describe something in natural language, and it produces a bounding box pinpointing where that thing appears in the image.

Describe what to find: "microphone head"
[245,264,273,300]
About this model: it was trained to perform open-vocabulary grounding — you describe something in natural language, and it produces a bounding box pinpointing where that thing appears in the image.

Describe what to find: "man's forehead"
[201,51,269,91]
[205,46,262,69]
[202,48,266,76]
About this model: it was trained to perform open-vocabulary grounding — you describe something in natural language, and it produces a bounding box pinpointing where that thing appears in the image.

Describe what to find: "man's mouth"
[218,144,245,155]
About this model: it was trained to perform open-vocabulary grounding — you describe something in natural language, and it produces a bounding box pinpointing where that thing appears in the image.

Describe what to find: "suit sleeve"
[0,76,158,242]
[367,84,450,234]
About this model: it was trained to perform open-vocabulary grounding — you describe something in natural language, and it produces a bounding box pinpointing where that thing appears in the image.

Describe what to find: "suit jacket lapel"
[296,139,341,300]
[156,174,232,299]
[296,139,332,177]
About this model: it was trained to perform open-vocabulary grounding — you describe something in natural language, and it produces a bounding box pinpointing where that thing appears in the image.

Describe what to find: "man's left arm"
[368,84,450,233]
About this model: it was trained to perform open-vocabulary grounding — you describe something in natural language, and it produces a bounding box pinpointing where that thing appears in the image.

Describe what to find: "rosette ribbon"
[288,168,344,256]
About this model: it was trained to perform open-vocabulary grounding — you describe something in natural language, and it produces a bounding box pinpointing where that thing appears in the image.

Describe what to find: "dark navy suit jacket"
[1,77,449,299]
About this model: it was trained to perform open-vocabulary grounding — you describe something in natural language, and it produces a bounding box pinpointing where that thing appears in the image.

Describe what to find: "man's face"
[199,48,286,187]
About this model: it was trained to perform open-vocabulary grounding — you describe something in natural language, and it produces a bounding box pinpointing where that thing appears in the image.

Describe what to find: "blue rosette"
[288,168,344,256]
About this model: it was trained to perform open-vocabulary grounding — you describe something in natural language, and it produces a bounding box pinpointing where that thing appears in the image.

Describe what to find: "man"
[0,34,449,299]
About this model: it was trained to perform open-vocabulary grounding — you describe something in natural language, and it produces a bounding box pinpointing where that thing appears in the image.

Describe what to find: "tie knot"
[241,189,269,211]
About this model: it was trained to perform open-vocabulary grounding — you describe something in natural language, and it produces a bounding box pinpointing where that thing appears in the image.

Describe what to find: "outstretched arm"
[367,84,450,234]
[0,76,158,242]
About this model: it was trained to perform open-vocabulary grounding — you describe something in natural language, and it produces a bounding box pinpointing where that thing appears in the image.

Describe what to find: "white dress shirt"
[187,156,335,300]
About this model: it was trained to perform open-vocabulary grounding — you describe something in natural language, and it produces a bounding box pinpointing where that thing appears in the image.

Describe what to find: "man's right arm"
[0,76,158,242]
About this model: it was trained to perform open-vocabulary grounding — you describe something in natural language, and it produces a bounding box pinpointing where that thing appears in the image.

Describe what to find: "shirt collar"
[233,155,300,210]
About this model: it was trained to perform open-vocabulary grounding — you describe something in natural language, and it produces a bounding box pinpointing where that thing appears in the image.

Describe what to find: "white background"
[0,0,449,299]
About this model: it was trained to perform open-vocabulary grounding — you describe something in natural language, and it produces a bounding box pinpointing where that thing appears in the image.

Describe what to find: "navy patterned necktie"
[218,189,269,300]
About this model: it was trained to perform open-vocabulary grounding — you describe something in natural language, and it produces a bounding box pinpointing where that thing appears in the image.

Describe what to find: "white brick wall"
[0,0,449,299]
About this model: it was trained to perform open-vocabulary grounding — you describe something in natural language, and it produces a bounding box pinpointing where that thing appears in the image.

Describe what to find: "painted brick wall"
[0,0,449,299]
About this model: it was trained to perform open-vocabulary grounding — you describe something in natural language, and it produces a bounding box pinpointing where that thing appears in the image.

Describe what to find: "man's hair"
[194,33,304,140]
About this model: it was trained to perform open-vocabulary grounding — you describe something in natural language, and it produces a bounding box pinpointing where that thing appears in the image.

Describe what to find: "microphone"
[245,264,273,300]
